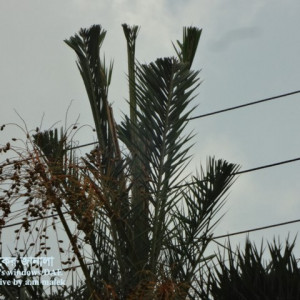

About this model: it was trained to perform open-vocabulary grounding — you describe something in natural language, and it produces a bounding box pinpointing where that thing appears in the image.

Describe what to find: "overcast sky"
[1,0,300,260]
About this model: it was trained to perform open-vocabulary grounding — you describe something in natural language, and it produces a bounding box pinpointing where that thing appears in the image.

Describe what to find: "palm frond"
[122,24,140,125]
[33,128,66,174]
[173,26,202,69]
[64,26,120,170]
[166,158,239,295]
[64,26,108,149]
[208,237,300,299]
[127,57,200,273]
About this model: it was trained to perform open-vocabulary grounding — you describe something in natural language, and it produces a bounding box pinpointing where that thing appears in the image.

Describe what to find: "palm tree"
[205,237,300,300]
[0,24,239,299]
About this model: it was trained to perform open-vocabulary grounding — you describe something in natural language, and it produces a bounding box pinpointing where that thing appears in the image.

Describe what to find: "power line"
[1,157,298,237]
[213,218,300,240]
[1,154,300,231]
[1,161,299,241]
[2,90,299,154]
[2,210,300,250]
[2,145,300,176]
[176,156,300,189]
[235,157,300,175]
[187,89,300,120]
[11,218,300,273]
[65,90,300,149]
[1,157,300,231]
[1,91,300,230]
[1,156,300,222]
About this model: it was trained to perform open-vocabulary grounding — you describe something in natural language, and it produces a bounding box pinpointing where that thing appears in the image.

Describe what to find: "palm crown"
[0,24,239,299]
[59,24,239,298]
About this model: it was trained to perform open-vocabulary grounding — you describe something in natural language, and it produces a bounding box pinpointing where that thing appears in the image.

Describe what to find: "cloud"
[209,27,262,52]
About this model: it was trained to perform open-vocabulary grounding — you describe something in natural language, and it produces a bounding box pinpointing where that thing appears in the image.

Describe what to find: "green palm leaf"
[164,158,239,297]
[64,26,117,169]
[173,26,202,68]
[126,57,200,273]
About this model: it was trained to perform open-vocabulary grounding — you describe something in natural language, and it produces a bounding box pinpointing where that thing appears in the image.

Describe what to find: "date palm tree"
[0,24,239,299]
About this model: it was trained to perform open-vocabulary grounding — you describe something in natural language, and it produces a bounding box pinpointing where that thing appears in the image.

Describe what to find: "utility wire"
[2,157,298,238]
[176,156,300,189]
[1,154,300,231]
[2,209,300,246]
[2,212,299,255]
[2,90,298,154]
[2,156,300,221]
[22,217,300,273]
[188,90,300,120]
[65,90,300,149]
[235,157,300,175]
[213,218,300,240]
[1,91,300,230]
[2,151,300,175]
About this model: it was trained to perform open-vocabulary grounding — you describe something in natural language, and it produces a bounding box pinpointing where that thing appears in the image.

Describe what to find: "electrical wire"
[1,156,300,229]
[2,90,299,154]
[187,90,300,120]
[64,90,300,149]
[175,156,300,189]
[235,157,300,175]
[1,90,300,234]
[54,218,300,272]
[213,218,300,240]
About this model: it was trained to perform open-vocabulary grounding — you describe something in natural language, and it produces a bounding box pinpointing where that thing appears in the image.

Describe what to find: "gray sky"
[1,0,300,259]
